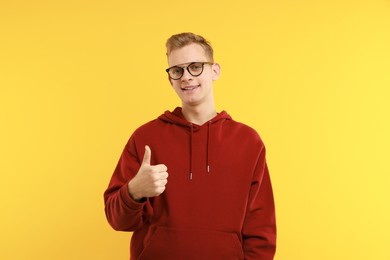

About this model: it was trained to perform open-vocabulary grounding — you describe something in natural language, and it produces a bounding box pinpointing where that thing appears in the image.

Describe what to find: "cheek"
[171,82,182,91]
[200,74,214,85]
[203,70,215,81]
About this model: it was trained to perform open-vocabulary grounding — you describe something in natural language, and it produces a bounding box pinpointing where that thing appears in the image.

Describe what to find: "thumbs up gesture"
[128,145,169,201]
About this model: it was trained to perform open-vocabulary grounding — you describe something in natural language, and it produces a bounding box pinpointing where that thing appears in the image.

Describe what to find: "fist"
[128,145,169,201]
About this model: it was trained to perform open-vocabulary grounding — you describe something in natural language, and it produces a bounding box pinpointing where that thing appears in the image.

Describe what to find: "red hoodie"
[104,107,276,260]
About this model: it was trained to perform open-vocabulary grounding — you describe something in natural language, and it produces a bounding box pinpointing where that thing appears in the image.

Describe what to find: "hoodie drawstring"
[207,121,211,173]
[189,123,193,180]
[159,108,231,181]
[189,121,211,180]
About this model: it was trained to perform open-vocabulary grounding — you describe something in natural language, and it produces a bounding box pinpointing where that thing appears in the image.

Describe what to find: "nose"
[181,68,193,81]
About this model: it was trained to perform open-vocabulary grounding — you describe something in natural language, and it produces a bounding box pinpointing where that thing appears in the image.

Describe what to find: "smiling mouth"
[182,85,200,91]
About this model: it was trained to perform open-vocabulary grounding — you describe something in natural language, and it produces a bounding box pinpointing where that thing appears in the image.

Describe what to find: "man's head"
[165,32,220,108]
[166,32,214,62]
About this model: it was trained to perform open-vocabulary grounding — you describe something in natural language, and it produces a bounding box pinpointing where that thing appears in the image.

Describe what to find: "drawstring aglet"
[207,165,210,173]
[189,172,193,180]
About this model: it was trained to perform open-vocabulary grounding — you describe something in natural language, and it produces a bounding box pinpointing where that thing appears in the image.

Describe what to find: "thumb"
[142,145,151,165]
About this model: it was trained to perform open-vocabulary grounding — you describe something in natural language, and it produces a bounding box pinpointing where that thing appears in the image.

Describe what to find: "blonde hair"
[166,32,214,62]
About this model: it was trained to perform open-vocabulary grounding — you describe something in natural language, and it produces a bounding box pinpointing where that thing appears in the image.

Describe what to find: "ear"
[212,63,221,80]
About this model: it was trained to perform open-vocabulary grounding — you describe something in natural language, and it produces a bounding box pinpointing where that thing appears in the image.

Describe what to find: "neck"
[181,103,217,125]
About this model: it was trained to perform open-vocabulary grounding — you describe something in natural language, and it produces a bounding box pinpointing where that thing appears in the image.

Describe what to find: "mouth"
[181,85,200,91]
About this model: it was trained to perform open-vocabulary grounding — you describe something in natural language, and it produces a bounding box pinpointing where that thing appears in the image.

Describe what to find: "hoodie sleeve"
[242,147,277,259]
[104,135,152,231]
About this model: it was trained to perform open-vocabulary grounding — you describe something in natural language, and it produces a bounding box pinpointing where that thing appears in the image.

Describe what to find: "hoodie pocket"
[138,226,244,260]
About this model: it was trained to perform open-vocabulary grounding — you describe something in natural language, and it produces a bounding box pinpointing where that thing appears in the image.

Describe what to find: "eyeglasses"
[166,62,214,80]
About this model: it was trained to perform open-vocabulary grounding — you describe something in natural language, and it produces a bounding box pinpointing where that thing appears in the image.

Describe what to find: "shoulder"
[218,117,266,152]
[124,118,166,151]
[133,118,163,136]
[226,118,262,139]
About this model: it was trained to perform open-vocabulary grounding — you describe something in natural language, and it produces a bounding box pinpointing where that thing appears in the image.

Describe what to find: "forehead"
[168,43,208,67]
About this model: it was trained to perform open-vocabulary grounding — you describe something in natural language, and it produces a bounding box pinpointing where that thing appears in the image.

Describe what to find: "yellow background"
[1,0,389,259]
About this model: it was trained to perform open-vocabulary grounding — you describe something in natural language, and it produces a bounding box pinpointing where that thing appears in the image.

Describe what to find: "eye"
[171,67,182,75]
[189,63,202,71]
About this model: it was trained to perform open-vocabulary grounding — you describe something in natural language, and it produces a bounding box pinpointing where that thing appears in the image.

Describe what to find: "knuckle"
[151,174,160,182]
[149,167,157,174]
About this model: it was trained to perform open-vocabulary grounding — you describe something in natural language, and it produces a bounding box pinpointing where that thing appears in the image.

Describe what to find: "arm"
[242,148,277,260]
[103,136,150,231]
[104,136,168,231]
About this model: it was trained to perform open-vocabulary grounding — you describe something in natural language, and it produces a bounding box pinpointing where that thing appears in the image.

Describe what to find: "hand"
[128,145,168,201]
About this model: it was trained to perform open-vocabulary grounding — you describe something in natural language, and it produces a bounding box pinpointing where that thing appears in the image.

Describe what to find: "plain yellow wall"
[1,0,389,259]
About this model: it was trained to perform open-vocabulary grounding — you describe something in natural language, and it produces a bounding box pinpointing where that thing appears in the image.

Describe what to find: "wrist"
[128,179,142,201]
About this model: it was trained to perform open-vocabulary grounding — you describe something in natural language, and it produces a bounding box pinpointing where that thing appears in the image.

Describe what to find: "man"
[104,32,276,259]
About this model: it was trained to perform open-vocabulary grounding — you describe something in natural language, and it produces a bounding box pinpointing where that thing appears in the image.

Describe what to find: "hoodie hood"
[158,107,232,180]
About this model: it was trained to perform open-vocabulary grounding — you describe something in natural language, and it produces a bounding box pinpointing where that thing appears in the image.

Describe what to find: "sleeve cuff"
[119,183,146,210]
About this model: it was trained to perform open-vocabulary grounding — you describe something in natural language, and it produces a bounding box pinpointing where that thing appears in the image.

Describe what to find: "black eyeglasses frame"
[165,62,214,80]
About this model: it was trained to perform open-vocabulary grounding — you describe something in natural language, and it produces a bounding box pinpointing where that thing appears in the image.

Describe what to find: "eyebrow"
[170,61,204,68]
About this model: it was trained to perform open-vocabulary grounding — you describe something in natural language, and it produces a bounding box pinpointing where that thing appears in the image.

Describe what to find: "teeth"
[183,86,198,90]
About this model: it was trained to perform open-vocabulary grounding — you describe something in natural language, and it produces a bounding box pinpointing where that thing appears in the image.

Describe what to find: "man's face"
[167,43,220,107]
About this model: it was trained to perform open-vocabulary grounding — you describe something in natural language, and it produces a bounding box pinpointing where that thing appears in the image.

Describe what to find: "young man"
[104,32,276,259]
